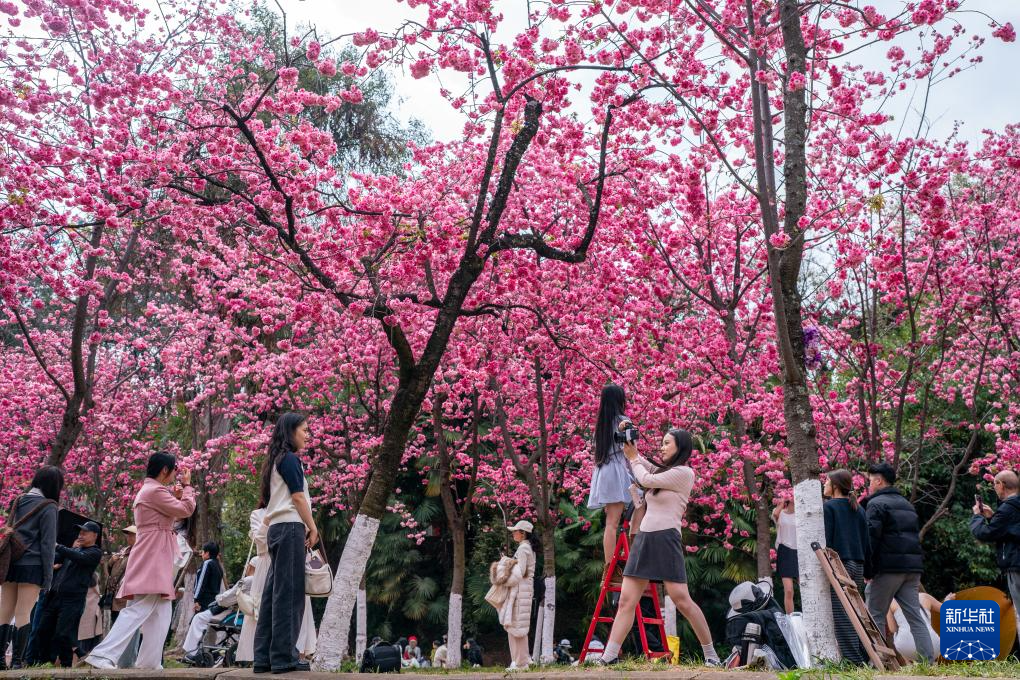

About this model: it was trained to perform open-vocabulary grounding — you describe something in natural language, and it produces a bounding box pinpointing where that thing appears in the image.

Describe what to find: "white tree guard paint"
[355,588,367,664]
[313,514,381,671]
[793,478,837,662]
[664,599,677,637]
[534,599,542,664]
[171,572,196,649]
[540,576,556,663]
[446,593,463,668]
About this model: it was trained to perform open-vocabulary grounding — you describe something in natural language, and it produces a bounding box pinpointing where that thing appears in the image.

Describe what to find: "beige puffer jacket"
[504,541,535,637]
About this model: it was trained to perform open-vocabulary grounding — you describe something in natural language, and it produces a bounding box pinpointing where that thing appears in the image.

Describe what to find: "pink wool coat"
[117,478,196,600]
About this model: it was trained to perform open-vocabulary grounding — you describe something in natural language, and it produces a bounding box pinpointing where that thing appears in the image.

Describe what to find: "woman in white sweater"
[594,429,720,666]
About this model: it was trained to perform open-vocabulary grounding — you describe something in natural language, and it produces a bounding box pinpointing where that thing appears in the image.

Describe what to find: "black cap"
[76,521,101,534]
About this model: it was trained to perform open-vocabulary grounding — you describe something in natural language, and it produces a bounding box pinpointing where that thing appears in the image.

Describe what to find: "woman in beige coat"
[503,520,537,671]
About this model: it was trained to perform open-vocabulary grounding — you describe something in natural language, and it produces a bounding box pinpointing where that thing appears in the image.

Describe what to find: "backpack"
[0,496,56,585]
[361,642,401,673]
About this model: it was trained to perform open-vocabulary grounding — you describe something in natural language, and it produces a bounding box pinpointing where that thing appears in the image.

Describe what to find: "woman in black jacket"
[0,466,63,669]
[823,469,870,664]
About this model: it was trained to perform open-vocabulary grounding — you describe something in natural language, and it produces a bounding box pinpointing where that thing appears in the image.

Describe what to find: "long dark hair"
[30,465,64,502]
[258,412,307,508]
[648,429,694,496]
[594,384,626,466]
[524,530,542,555]
[827,469,859,511]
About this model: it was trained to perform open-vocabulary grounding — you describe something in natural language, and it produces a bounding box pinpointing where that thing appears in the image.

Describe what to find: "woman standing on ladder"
[588,384,643,566]
[593,429,720,666]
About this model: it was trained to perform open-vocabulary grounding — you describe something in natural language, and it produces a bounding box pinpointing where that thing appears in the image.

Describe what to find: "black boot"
[11,625,31,669]
[0,623,12,670]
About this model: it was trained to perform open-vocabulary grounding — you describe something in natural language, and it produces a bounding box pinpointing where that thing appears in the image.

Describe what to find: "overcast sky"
[276,0,1020,147]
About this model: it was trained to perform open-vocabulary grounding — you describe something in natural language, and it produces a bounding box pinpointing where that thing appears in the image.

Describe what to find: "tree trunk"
[539,529,556,664]
[755,492,772,578]
[531,595,544,663]
[315,513,381,669]
[172,572,197,650]
[775,0,836,660]
[47,401,86,466]
[447,525,466,668]
[356,586,367,664]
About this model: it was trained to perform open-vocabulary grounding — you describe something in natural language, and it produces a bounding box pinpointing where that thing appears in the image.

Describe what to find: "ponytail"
[827,469,858,511]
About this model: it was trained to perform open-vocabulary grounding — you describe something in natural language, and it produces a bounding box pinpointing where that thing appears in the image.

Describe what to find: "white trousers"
[183,608,229,653]
[86,594,171,669]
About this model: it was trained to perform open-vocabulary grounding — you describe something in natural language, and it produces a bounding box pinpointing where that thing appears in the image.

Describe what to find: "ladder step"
[640,618,664,625]
[595,617,615,623]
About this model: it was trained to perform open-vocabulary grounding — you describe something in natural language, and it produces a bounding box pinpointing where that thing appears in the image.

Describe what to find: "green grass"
[777,658,1020,680]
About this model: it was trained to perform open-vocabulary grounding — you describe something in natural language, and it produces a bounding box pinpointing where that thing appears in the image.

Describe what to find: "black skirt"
[6,563,44,586]
[776,544,799,579]
[623,528,687,583]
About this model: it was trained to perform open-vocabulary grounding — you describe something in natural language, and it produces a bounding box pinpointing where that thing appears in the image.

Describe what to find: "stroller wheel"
[223,646,236,668]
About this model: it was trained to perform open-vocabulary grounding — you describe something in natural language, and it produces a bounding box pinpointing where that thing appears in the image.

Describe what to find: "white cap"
[507,520,534,533]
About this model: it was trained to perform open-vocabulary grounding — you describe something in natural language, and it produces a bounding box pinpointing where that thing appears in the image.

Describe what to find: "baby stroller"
[723,579,805,669]
[190,611,244,668]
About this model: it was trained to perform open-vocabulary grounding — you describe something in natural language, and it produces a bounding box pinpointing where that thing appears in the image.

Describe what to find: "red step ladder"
[578,526,672,662]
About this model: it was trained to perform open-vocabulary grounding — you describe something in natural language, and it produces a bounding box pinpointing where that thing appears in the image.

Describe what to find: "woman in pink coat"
[84,452,195,670]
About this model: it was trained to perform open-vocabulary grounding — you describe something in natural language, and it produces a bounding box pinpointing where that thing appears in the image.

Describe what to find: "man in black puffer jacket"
[863,463,934,662]
[970,470,1020,647]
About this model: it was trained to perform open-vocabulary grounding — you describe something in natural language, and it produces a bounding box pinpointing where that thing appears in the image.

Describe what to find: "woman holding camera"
[588,384,640,565]
[84,451,195,670]
[594,429,720,666]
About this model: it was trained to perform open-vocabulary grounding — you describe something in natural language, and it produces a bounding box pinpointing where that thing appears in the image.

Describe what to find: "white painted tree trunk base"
[531,597,543,663]
[314,514,380,671]
[540,576,556,664]
[171,572,196,650]
[793,479,837,663]
[355,588,367,665]
[446,593,463,668]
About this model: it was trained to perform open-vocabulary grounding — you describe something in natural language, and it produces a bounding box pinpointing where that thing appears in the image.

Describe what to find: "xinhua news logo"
[940,601,999,661]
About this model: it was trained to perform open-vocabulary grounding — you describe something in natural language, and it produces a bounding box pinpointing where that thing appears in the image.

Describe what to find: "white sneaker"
[505,662,519,672]
[84,655,116,670]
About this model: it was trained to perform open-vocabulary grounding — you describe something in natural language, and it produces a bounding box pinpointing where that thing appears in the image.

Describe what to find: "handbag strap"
[243,536,255,566]
[8,496,56,530]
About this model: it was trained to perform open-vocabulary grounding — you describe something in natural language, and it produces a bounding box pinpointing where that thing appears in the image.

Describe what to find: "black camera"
[613,420,640,445]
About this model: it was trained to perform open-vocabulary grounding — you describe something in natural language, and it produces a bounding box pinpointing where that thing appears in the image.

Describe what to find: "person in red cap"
[402,636,423,667]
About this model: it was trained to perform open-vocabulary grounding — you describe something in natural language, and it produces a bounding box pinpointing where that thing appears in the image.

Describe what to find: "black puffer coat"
[864,486,923,576]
